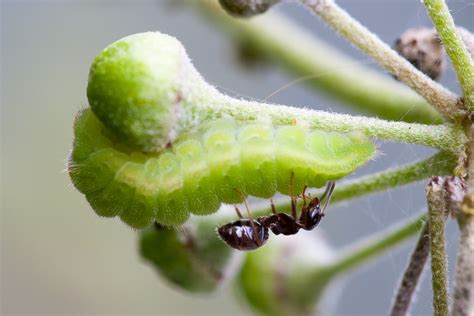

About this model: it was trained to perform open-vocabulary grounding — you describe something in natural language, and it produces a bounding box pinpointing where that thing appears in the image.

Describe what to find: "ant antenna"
[320,181,336,214]
[235,188,262,246]
[301,185,308,209]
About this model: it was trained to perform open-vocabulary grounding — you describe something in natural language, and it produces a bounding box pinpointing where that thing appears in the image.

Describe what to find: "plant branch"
[300,0,462,121]
[424,0,474,109]
[390,222,430,316]
[85,30,466,152]
[251,151,456,217]
[455,127,474,315]
[204,93,466,152]
[329,152,457,203]
[186,0,442,124]
[426,177,449,316]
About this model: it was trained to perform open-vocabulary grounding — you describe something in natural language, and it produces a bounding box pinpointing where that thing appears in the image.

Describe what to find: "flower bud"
[394,28,445,81]
[236,233,336,315]
[219,0,280,17]
[140,219,234,292]
[87,32,189,152]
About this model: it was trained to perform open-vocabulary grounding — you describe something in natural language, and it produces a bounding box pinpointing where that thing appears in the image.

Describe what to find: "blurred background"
[2,0,473,315]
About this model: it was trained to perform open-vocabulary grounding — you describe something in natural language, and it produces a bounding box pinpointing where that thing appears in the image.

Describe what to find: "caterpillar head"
[87,32,203,152]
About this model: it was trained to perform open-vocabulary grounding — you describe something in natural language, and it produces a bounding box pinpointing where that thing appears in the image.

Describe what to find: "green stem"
[187,0,442,124]
[253,151,456,216]
[325,213,426,277]
[426,177,449,316]
[202,92,466,152]
[85,30,466,152]
[424,0,474,109]
[454,127,474,315]
[300,0,462,121]
[330,152,456,203]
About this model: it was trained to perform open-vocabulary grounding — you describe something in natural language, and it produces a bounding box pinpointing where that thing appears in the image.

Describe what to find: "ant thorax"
[216,180,336,251]
[259,213,300,235]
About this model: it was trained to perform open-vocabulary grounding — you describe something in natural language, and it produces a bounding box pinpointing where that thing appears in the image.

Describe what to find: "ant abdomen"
[217,219,269,251]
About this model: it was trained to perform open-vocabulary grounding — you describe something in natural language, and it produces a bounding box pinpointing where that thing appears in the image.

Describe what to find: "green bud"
[139,219,233,292]
[236,234,336,315]
[87,32,187,152]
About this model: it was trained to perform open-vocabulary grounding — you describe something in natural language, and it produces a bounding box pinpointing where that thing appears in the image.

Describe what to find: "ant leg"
[270,199,277,215]
[298,185,309,221]
[289,172,297,219]
[301,185,308,209]
[234,206,244,219]
[320,181,336,214]
[235,188,262,246]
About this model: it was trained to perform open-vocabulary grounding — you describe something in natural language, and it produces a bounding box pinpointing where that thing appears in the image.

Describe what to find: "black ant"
[217,176,336,251]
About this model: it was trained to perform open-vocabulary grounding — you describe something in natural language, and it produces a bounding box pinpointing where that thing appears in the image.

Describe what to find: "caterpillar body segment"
[69,109,375,228]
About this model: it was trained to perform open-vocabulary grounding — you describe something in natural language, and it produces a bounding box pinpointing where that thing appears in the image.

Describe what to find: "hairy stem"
[426,177,449,316]
[390,222,430,316]
[330,152,456,203]
[424,0,474,109]
[455,127,474,315]
[300,0,462,121]
[203,92,466,152]
[187,0,442,124]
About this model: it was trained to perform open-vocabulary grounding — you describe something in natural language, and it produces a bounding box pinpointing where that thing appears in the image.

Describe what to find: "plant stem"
[424,0,474,109]
[300,0,462,121]
[326,213,426,277]
[203,92,466,152]
[426,177,449,316]
[187,0,442,124]
[455,127,474,315]
[251,151,456,217]
[390,222,430,316]
[330,152,456,203]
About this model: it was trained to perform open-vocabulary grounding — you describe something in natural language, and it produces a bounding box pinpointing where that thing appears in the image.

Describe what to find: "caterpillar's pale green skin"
[69,109,375,228]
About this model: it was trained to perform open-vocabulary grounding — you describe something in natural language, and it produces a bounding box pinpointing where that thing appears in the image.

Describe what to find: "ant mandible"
[217,175,336,251]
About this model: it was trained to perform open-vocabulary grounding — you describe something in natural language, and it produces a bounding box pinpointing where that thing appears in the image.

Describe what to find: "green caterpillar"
[68,32,375,229]
[69,109,375,228]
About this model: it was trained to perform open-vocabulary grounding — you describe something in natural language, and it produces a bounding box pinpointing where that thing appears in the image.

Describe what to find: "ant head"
[299,198,324,230]
[217,219,269,251]
[299,181,335,230]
